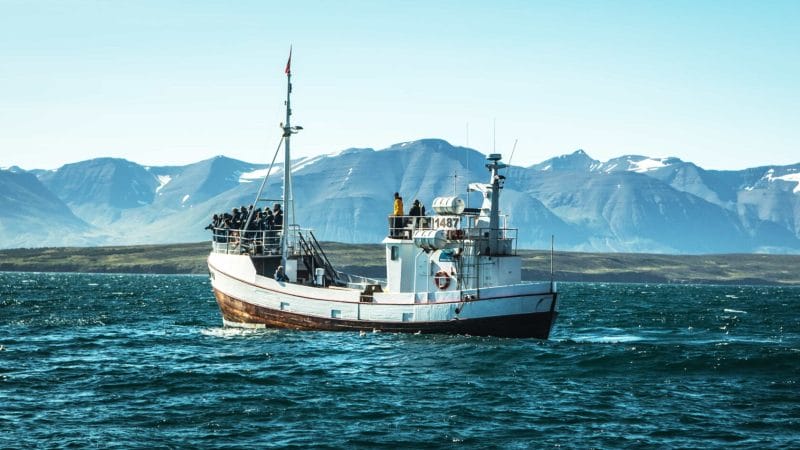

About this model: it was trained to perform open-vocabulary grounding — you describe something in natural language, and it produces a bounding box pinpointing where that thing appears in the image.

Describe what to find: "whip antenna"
[550,235,555,292]
[508,139,518,166]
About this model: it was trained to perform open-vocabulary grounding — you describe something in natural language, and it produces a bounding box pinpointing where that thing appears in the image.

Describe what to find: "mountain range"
[2,139,799,253]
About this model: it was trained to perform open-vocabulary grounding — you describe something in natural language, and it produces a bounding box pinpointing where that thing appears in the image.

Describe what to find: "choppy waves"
[1,273,799,448]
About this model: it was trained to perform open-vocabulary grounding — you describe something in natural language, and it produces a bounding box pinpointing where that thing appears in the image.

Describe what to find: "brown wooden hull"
[213,289,558,339]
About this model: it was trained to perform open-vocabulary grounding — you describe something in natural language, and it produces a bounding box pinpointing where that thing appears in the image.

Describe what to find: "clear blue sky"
[2,0,798,170]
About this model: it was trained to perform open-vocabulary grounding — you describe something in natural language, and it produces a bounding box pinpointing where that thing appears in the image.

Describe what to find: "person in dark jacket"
[221,217,232,244]
[409,199,426,228]
[206,214,221,241]
[231,208,241,229]
[262,209,276,249]
[263,209,275,230]
[273,203,283,230]
[205,214,219,230]
[409,200,421,217]
[243,209,261,251]
[274,265,288,282]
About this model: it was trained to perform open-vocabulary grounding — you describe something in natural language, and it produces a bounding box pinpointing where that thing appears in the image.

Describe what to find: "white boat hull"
[208,253,558,339]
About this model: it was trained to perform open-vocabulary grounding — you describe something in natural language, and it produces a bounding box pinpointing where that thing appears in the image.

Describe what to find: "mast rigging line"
[508,139,519,167]
[244,135,286,229]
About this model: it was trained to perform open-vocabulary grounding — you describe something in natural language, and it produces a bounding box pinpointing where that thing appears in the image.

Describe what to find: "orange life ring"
[434,271,451,290]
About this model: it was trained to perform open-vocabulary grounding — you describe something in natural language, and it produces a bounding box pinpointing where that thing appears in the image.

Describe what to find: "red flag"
[285,46,292,75]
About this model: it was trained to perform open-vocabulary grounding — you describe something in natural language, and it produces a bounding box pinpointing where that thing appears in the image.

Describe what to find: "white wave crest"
[200,326,277,338]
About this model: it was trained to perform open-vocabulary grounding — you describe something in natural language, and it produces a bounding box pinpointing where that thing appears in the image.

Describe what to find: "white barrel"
[315,267,325,285]
[432,196,465,215]
[413,229,447,249]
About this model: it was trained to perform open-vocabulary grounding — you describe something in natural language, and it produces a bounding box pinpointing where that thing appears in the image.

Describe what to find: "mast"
[281,47,295,265]
[486,154,506,255]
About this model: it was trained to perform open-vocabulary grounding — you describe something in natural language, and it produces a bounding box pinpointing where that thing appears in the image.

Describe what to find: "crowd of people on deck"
[208,192,429,244]
[205,203,283,248]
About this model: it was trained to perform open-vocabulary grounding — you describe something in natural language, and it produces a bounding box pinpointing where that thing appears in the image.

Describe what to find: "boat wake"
[559,331,644,344]
[574,335,643,344]
[200,327,279,339]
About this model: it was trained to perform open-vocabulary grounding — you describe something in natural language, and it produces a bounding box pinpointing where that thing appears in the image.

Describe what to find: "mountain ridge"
[2,139,799,253]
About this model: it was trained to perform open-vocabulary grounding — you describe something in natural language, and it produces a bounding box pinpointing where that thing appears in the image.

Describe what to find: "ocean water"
[1,272,798,449]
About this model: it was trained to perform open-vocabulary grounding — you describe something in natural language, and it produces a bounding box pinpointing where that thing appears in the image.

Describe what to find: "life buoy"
[434,271,451,290]
[447,229,464,240]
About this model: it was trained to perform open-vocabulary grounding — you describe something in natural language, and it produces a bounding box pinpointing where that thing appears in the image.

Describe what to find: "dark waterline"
[1,272,798,448]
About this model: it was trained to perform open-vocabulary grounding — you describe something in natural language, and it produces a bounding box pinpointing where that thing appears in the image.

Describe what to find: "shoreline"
[1,242,799,286]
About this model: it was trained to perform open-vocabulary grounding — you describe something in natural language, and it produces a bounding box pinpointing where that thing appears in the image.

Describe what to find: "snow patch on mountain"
[596,155,681,173]
[292,155,325,173]
[740,168,800,193]
[330,147,374,158]
[603,163,618,172]
[343,167,354,183]
[630,158,669,172]
[5,139,799,252]
[239,167,280,183]
[237,155,328,183]
[775,172,800,193]
[155,175,172,194]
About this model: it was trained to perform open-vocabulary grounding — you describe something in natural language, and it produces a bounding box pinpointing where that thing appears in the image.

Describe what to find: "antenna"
[508,139,518,166]
[492,118,496,153]
[550,235,555,292]
[465,123,470,209]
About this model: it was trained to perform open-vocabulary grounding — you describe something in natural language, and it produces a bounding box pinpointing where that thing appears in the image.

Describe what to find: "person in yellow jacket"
[393,192,404,216]
[392,192,404,237]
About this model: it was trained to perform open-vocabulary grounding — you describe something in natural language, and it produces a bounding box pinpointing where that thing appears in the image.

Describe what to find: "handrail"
[308,231,338,281]
[385,214,518,255]
[210,227,285,256]
[295,231,342,286]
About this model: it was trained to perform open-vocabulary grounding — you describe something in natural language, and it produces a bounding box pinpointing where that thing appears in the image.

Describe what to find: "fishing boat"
[206,53,559,338]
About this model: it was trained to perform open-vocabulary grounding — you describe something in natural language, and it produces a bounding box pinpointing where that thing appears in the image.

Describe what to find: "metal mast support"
[486,154,506,255]
[281,47,302,266]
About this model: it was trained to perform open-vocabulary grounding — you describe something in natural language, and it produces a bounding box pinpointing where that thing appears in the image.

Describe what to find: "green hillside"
[1,242,799,285]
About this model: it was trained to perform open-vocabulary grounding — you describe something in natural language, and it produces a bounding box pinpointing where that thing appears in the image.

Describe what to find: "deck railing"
[210,226,385,288]
[387,214,518,255]
[210,226,295,256]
